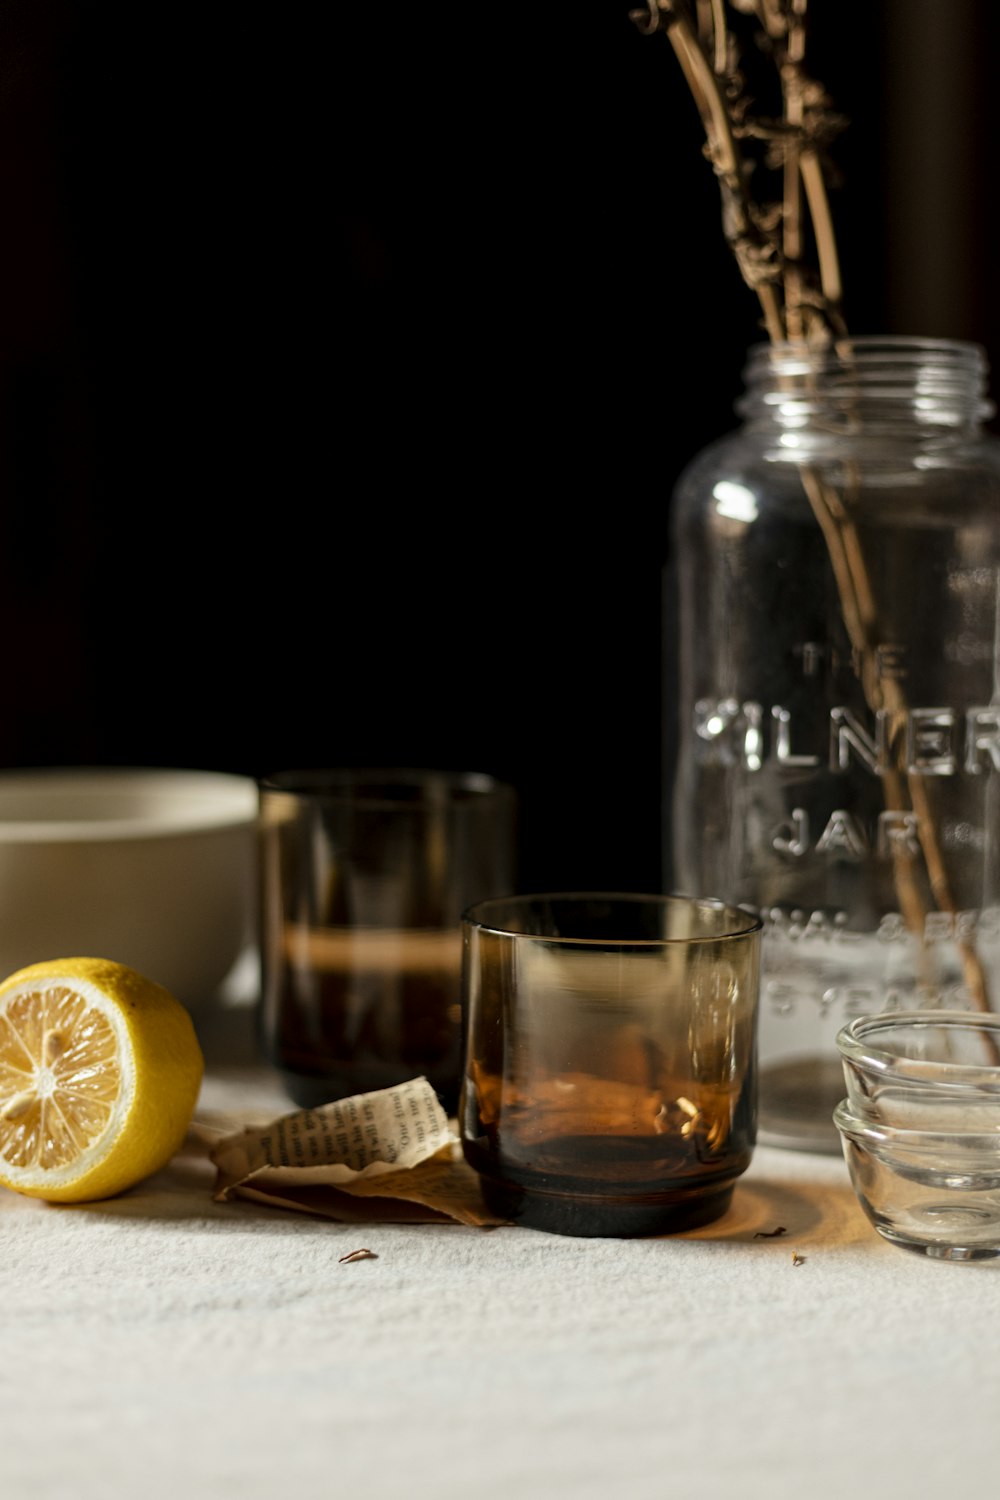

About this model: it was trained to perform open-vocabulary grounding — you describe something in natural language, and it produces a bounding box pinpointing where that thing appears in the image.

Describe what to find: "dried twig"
[634,0,997,1048]
[630,0,845,341]
[800,469,993,1022]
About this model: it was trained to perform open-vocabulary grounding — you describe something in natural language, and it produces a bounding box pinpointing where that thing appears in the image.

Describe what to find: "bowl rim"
[833,1098,1000,1153]
[836,1010,1000,1089]
[0,767,259,842]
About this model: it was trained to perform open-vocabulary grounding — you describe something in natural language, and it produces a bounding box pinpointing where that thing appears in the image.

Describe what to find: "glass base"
[478,1174,737,1239]
[875,1223,1000,1261]
[758,1056,845,1154]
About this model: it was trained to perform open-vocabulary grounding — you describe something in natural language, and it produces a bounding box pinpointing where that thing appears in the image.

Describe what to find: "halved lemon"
[0,957,204,1202]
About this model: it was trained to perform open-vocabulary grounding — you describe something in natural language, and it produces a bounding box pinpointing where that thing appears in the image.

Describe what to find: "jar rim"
[745,333,989,361]
[739,335,994,427]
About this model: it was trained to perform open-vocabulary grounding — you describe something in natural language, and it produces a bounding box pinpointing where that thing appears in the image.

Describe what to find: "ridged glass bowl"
[834,1012,1000,1261]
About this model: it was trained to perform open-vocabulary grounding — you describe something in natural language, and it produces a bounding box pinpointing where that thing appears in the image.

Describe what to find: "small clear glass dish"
[834,1013,1000,1259]
[833,1100,1000,1260]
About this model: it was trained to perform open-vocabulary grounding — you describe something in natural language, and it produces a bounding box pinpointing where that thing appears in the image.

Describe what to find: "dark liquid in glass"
[265,926,463,1112]
[462,1064,756,1237]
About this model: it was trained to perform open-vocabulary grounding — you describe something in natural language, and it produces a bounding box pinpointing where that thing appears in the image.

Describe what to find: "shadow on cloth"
[675,1171,873,1249]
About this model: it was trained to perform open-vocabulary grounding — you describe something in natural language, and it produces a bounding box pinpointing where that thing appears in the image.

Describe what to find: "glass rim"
[836,1011,1000,1086]
[461,891,763,947]
[833,1099,1000,1153]
[259,767,515,809]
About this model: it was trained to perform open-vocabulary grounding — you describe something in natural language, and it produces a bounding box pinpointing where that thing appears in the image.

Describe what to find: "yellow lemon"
[0,956,204,1202]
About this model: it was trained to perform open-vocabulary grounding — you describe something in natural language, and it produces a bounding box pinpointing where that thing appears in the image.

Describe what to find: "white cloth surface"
[3,1027,1000,1500]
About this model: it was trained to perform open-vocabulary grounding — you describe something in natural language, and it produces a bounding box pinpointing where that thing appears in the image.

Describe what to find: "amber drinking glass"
[459,892,761,1237]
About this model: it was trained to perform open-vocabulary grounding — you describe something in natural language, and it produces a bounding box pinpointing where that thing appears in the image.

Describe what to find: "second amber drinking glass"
[259,769,516,1111]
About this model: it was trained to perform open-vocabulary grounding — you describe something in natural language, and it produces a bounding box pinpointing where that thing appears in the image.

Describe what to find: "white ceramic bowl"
[0,768,260,1013]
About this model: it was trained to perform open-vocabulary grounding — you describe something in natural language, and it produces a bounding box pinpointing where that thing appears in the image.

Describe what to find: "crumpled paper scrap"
[208,1075,509,1227]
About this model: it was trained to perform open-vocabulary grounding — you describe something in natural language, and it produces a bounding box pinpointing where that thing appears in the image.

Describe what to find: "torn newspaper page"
[208,1075,509,1228]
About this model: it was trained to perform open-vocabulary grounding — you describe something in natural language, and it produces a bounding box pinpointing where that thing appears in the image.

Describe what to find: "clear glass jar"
[665,337,1000,1152]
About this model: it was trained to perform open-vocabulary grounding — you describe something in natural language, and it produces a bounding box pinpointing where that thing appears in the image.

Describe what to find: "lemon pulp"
[0,981,130,1178]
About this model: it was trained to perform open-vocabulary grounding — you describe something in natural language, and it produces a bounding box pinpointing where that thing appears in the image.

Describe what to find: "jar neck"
[736,337,994,440]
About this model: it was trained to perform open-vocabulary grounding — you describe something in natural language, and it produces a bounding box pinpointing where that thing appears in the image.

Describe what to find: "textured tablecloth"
[3,1006,999,1500]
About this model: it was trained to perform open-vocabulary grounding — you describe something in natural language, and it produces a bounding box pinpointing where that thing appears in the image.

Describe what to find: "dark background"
[2,2,999,893]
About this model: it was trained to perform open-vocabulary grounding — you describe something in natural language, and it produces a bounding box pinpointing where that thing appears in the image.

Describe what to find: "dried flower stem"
[656,3,787,341]
[632,0,846,340]
[636,0,996,1039]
